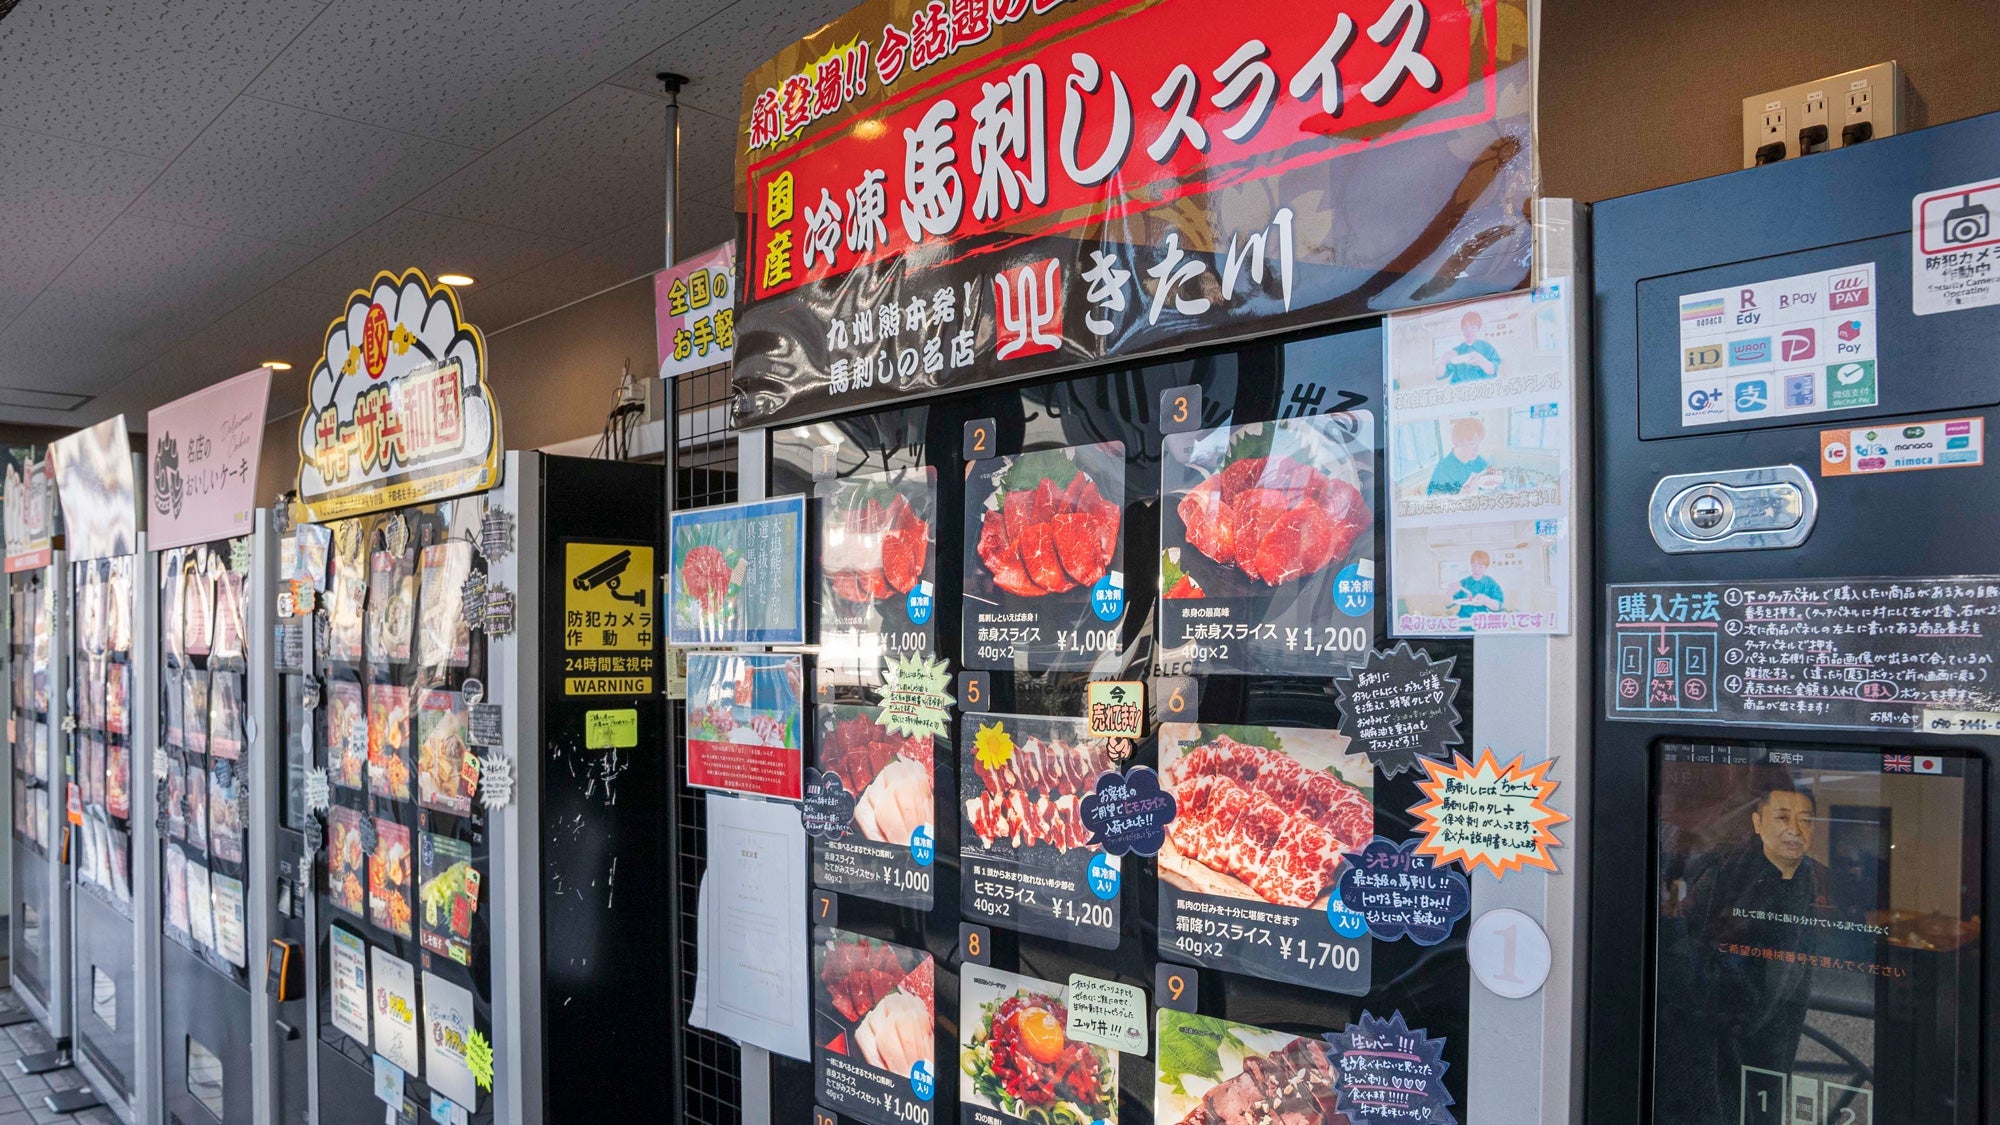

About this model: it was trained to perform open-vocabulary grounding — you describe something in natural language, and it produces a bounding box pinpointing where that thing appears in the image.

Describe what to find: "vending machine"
[290,451,669,1124]
[6,447,67,1045]
[45,418,151,1120]
[1590,112,2000,1123]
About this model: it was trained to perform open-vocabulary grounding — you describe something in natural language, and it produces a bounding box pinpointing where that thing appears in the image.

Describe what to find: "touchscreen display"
[1653,742,1982,1125]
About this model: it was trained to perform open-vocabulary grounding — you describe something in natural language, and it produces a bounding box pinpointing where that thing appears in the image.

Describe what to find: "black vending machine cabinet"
[8,550,66,1039]
[295,451,668,1125]
[1591,113,2000,1124]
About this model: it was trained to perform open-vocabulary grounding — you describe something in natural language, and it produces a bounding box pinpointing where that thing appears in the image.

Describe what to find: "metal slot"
[1648,465,1817,553]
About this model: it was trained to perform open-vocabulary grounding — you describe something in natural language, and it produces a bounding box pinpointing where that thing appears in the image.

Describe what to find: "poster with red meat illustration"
[962,444,1127,672]
[1159,415,1377,676]
[809,704,937,909]
[1156,723,1374,995]
[813,928,938,1125]
[1154,1009,1350,1125]
[818,466,938,681]
[960,714,1123,949]
[959,964,1118,1125]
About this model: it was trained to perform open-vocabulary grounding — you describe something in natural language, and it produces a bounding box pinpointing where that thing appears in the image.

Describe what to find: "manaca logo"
[152,432,183,518]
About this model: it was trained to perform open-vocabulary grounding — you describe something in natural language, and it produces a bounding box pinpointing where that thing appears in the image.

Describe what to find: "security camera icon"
[573,549,647,605]
[1943,192,1991,245]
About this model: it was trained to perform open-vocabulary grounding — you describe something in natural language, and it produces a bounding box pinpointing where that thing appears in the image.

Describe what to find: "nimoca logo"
[994,259,1062,361]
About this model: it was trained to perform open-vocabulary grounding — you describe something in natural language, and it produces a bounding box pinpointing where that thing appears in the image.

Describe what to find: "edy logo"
[1779,328,1816,362]
[1684,345,1723,371]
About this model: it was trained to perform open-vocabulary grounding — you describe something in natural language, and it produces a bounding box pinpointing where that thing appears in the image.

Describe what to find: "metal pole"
[654,68,690,1125]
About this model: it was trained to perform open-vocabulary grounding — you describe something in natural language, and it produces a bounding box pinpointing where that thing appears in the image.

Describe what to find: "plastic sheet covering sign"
[295,268,501,521]
[49,416,137,562]
[146,367,272,550]
[3,448,55,572]
[655,242,738,380]
[731,0,1536,426]
[562,541,658,696]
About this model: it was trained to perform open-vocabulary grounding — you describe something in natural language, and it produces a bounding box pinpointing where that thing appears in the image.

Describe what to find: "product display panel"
[9,567,56,1005]
[771,322,1481,1124]
[1652,742,1983,1125]
[295,503,494,1124]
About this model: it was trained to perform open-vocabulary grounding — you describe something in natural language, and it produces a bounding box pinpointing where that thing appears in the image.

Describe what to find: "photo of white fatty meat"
[855,989,934,1076]
[853,758,934,845]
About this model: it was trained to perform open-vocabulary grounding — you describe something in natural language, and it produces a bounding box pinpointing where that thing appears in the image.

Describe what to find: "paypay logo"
[1779,328,1816,362]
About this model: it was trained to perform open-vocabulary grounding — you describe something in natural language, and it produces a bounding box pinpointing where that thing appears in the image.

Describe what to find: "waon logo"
[362,303,391,378]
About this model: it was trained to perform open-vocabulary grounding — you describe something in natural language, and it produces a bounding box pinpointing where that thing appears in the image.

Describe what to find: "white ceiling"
[0,0,850,428]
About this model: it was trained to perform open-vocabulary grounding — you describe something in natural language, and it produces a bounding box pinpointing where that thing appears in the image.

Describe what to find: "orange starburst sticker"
[1409,748,1570,880]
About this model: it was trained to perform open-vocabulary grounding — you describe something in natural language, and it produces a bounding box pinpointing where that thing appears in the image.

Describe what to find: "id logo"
[993,258,1063,360]
[1734,379,1770,413]
[1684,344,1723,372]
[1729,337,1771,365]
[1783,371,1817,408]
[1779,328,1816,362]
[1828,269,1872,311]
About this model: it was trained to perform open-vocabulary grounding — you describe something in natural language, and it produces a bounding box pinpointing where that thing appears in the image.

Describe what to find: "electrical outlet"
[1742,63,1903,168]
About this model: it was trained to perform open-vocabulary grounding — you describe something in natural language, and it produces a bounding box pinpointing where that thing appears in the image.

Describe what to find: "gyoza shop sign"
[296,268,502,520]
[733,0,1534,425]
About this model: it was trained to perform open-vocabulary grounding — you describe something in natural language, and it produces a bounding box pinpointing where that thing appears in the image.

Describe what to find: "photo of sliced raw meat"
[963,728,1117,855]
[1159,728,1373,908]
[1156,1011,1349,1125]
[824,481,932,606]
[974,458,1121,599]
[819,933,910,1023]
[816,930,935,1081]
[1176,452,1370,589]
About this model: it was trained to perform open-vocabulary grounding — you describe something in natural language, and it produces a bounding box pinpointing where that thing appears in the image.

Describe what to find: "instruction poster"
[668,495,805,645]
[1387,285,1573,636]
[962,443,1126,671]
[1158,415,1376,675]
[330,925,371,1043]
[562,540,658,695]
[807,704,936,910]
[1676,262,1878,426]
[1608,577,2000,730]
[960,714,1122,949]
[1156,723,1374,995]
[959,965,1118,1125]
[818,466,937,679]
[812,929,936,1125]
[371,946,421,1077]
[685,652,805,800]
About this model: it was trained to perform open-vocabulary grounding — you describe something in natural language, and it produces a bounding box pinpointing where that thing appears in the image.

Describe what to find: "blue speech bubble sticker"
[1077,766,1178,857]
[1090,574,1125,622]
[1335,562,1374,618]
[1326,892,1371,939]
[909,824,935,866]
[1086,853,1121,900]
[905,587,933,625]
[1335,836,1470,946]
[908,1059,935,1100]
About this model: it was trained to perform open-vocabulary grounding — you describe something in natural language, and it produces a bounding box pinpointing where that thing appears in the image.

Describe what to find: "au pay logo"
[1734,379,1770,413]
[1684,344,1723,372]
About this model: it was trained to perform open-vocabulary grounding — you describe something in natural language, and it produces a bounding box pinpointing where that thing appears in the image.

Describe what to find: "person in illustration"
[1426,417,1502,495]
[1657,780,1835,1123]
[1438,310,1502,383]
[1450,550,1504,618]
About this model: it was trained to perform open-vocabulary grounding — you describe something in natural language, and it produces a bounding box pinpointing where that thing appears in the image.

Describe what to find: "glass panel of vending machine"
[68,549,142,1109]
[9,560,62,1028]
[756,315,1540,1124]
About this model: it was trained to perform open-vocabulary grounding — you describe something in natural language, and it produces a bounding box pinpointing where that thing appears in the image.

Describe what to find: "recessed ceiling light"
[437,273,475,286]
[263,361,293,371]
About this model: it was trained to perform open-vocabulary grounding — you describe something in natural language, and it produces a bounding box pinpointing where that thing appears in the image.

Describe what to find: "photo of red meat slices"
[823,481,932,606]
[1173,452,1371,590]
[963,731,1118,855]
[817,710,934,847]
[815,930,935,1082]
[1160,729,1374,908]
[975,463,1121,598]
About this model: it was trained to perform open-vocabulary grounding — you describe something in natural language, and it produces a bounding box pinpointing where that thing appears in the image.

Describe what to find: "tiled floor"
[0,991,122,1125]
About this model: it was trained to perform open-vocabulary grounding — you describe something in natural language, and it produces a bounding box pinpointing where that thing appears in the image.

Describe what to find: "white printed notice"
[1913,178,2000,315]
[371,946,421,1077]
[1677,262,1878,426]
[329,925,371,1044]
[701,792,810,1061]
[1386,283,1574,637]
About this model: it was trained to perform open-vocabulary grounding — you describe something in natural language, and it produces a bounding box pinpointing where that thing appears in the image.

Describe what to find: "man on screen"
[1659,781,1835,1122]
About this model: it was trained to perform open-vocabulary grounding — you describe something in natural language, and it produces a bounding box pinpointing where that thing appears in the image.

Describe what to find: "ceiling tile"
[606,0,856,121]
[128,98,479,249]
[0,217,317,395]
[78,285,326,428]
[524,212,665,295]
[0,0,329,160]
[409,84,671,243]
[277,208,577,300]
[676,202,740,265]
[452,277,584,334]
[245,0,737,149]
[0,126,166,328]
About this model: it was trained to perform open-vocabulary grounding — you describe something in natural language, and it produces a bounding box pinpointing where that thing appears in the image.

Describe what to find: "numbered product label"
[809,704,939,910]
[813,929,937,1125]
